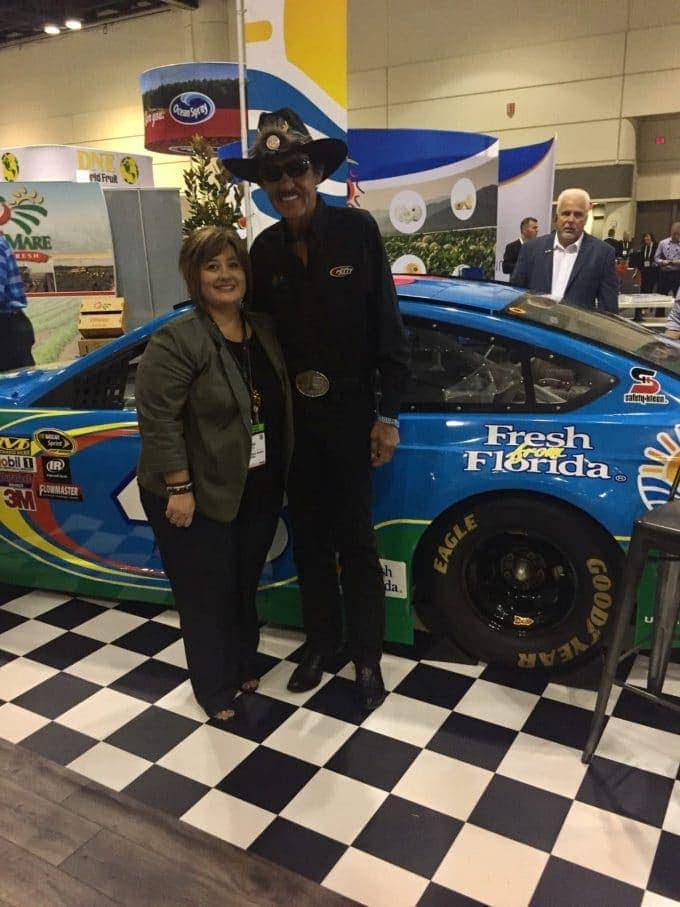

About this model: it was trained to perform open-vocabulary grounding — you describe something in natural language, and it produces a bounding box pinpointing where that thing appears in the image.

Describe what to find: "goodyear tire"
[416,496,623,670]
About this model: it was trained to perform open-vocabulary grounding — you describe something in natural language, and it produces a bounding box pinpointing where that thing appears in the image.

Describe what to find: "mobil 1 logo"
[42,456,72,483]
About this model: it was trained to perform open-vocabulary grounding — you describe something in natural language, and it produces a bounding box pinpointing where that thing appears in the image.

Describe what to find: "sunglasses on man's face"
[258,157,313,183]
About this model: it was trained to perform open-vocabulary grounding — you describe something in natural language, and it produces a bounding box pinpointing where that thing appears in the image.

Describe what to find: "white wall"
[2,0,680,204]
[348,0,680,198]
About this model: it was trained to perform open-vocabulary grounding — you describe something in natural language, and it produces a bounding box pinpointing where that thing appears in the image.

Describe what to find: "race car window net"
[402,317,613,412]
[505,295,680,379]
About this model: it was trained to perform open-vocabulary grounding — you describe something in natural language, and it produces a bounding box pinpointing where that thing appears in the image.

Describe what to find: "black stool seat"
[582,500,680,763]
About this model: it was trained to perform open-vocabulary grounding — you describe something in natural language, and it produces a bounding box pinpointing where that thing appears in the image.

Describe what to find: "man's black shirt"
[249,197,408,419]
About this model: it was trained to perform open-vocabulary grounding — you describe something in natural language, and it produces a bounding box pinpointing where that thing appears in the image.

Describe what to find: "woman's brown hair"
[179,227,252,309]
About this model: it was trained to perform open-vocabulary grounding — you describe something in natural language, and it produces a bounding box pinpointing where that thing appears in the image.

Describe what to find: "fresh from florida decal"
[623,367,668,405]
[463,424,611,479]
[638,425,680,510]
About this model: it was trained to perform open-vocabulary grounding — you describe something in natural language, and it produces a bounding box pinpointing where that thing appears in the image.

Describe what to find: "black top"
[223,330,284,501]
[250,197,409,420]
[502,238,521,275]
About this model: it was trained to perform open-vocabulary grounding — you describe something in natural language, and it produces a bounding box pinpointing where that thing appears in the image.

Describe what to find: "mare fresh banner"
[139,62,241,155]
[0,181,116,363]
[347,129,499,278]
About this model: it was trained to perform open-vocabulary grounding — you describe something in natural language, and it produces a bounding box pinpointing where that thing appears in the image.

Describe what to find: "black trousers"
[640,266,659,294]
[141,480,281,715]
[658,270,680,297]
[0,311,34,370]
[286,392,385,665]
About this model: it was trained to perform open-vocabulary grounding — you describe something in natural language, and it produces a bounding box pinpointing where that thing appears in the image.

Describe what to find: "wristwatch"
[377,416,400,427]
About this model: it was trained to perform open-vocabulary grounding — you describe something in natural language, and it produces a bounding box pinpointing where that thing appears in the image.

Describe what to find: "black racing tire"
[415,495,623,670]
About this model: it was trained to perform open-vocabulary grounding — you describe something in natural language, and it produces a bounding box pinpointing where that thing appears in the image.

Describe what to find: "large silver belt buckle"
[295,369,330,398]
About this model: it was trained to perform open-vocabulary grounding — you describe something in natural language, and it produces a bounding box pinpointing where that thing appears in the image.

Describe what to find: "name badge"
[644,261,650,268]
[249,423,266,469]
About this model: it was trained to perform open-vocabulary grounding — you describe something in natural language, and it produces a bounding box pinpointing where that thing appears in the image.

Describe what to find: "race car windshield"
[504,295,680,378]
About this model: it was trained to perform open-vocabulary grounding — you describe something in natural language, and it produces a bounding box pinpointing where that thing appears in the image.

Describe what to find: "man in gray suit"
[510,188,618,314]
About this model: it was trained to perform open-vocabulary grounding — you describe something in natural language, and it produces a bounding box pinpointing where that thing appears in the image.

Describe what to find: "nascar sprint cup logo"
[169,92,215,125]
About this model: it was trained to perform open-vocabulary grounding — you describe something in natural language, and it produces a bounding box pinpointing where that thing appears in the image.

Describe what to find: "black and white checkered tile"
[1,584,680,907]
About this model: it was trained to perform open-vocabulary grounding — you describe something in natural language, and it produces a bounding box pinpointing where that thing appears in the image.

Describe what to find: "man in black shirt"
[221,109,408,710]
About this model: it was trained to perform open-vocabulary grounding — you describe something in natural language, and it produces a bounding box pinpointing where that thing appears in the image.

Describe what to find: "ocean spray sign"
[140,63,240,155]
[169,92,216,125]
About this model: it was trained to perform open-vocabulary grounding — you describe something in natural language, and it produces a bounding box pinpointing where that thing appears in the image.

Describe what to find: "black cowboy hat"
[217,108,347,183]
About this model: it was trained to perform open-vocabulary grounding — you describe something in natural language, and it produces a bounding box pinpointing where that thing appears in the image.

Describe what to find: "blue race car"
[0,277,678,670]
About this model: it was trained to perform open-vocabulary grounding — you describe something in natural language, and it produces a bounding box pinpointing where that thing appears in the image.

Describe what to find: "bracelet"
[166,482,193,496]
[377,416,400,427]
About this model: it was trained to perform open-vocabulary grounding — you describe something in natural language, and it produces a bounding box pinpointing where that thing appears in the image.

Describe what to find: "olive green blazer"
[136,307,293,523]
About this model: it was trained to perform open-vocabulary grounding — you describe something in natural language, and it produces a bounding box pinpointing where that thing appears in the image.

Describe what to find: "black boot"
[287,652,325,693]
[355,663,386,711]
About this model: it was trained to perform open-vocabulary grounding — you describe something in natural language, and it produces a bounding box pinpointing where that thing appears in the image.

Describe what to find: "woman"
[136,227,293,721]
[638,232,659,294]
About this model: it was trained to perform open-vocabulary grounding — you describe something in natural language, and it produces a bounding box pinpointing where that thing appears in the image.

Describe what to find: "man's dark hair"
[520,217,537,231]
[607,228,616,237]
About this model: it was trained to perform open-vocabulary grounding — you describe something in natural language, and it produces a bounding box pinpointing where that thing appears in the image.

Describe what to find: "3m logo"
[2,487,36,511]
[329,265,354,278]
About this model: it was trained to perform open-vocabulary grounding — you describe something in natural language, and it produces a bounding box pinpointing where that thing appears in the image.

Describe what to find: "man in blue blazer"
[511,188,619,314]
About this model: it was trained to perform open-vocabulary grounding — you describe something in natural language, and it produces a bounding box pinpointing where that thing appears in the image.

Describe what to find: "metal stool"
[582,499,680,763]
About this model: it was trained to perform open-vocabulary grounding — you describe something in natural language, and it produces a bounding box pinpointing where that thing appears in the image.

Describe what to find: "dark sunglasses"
[258,157,312,182]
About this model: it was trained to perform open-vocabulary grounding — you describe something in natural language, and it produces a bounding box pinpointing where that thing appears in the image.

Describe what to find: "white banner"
[1,146,154,189]
[495,138,555,281]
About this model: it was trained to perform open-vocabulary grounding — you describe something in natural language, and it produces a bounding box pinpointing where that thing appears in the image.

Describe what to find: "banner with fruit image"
[347,128,498,278]
[0,181,116,364]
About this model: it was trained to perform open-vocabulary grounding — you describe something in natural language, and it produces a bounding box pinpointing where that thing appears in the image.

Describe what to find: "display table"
[618,293,675,313]
[618,294,675,330]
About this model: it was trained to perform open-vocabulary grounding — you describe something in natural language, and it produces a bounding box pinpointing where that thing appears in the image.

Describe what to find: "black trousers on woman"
[141,480,282,716]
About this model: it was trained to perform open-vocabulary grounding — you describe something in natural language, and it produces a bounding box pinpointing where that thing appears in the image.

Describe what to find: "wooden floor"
[0,738,355,906]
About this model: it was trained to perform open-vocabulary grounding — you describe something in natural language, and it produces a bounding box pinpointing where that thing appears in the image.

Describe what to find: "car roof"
[394,276,524,312]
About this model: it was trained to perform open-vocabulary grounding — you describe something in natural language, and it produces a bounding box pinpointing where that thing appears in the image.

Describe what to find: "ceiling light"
[65,18,82,30]
[44,24,60,35]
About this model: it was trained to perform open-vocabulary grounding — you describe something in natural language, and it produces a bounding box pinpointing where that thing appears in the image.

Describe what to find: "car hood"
[0,363,70,407]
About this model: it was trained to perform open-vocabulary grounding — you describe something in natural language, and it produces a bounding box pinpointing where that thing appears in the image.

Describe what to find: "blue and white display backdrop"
[495,138,556,281]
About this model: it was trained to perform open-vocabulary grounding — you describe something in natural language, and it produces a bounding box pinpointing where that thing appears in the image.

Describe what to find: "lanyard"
[219,316,262,423]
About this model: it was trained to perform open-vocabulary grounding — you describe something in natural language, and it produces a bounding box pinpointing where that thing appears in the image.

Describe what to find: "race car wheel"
[416,495,623,670]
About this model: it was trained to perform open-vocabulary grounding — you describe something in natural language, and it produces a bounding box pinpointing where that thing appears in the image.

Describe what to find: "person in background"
[635,232,659,294]
[655,222,680,298]
[221,108,409,711]
[0,235,34,370]
[511,188,618,313]
[604,228,623,258]
[621,231,633,260]
[501,216,538,275]
[136,227,293,721]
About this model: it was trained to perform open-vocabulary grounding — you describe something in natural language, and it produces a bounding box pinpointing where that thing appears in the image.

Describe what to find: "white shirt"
[550,232,584,301]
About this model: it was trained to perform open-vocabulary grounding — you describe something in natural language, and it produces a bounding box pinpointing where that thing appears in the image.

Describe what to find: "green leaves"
[182,134,244,236]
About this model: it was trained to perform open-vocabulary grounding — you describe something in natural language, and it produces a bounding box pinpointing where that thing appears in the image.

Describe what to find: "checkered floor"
[1,586,680,907]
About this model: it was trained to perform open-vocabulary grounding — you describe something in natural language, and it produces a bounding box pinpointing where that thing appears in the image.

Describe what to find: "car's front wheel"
[415,495,623,670]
